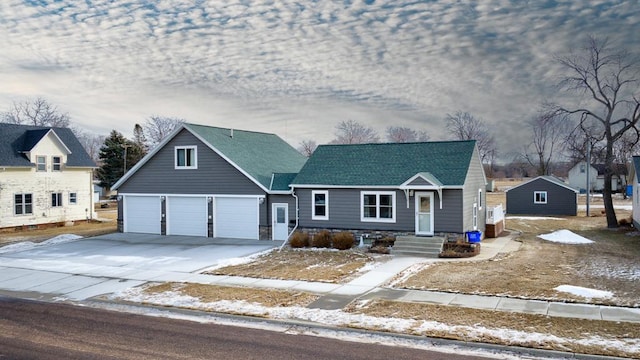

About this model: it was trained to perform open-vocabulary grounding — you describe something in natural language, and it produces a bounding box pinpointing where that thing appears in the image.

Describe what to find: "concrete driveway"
[0,233,281,301]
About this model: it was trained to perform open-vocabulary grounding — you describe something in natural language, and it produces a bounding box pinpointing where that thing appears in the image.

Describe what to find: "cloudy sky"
[1,1,638,157]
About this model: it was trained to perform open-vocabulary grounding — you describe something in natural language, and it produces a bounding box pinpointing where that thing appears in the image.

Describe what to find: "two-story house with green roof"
[112,123,307,240]
[113,123,487,242]
[289,141,487,239]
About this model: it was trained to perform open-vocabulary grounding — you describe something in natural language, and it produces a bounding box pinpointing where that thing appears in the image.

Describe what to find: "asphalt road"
[0,297,494,360]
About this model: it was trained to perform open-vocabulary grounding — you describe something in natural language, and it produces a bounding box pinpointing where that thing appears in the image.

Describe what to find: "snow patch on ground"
[554,285,613,299]
[385,262,432,287]
[112,286,639,356]
[0,234,82,254]
[538,230,594,244]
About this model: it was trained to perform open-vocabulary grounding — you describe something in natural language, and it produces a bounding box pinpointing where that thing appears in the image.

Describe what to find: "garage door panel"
[215,197,259,239]
[167,197,207,237]
[125,196,161,234]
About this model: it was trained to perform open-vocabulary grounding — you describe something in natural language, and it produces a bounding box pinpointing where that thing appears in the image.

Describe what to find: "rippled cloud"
[0,0,638,155]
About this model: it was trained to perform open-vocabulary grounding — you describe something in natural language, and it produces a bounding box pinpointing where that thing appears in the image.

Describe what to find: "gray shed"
[506,176,578,216]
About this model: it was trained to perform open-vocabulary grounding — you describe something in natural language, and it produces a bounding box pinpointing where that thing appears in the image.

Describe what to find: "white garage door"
[124,196,161,234]
[215,197,259,239]
[167,196,208,237]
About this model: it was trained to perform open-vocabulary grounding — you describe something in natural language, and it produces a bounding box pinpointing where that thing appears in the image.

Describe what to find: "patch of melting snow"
[111,287,639,357]
[554,285,613,299]
[385,263,432,287]
[198,248,276,272]
[538,230,594,244]
[0,234,82,254]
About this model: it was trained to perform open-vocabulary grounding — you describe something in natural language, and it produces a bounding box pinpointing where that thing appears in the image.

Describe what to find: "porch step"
[392,236,444,258]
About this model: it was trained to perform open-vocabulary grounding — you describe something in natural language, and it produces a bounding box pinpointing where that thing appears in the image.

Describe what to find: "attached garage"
[124,196,161,234]
[215,197,259,239]
[167,196,208,237]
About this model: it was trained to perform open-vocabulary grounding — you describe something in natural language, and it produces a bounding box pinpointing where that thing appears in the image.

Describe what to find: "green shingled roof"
[291,140,477,187]
[185,124,307,190]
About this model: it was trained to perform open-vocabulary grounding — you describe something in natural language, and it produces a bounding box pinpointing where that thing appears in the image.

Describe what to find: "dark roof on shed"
[0,123,96,167]
[505,175,578,193]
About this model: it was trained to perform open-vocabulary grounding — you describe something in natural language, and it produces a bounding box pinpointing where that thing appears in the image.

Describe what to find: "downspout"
[279,188,298,251]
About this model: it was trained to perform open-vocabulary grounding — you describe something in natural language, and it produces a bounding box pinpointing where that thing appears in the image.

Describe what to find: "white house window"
[580,164,586,173]
[175,146,197,169]
[69,192,77,205]
[52,192,63,207]
[312,190,328,220]
[36,156,46,171]
[14,194,33,215]
[52,156,62,171]
[473,203,478,230]
[361,191,396,222]
[478,189,483,210]
[534,191,547,204]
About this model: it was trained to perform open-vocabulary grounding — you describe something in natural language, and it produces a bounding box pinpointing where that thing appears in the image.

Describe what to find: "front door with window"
[415,192,434,236]
[272,203,289,241]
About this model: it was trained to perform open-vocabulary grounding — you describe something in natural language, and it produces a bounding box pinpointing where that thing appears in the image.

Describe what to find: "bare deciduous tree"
[522,112,568,176]
[330,120,379,144]
[1,97,71,127]
[554,36,640,228]
[71,127,105,164]
[297,139,317,157]
[385,126,430,143]
[143,115,185,147]
[445,111,497,163]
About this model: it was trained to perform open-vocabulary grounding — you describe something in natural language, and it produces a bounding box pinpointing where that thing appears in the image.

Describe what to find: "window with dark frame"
[52,156,62,171]
[52,192,63,207]
[14,194,33,215]
[69,192,77,205]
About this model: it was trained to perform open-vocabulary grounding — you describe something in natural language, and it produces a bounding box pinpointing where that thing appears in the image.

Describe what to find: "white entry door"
[415,192,434,236]
[272,203,288,241]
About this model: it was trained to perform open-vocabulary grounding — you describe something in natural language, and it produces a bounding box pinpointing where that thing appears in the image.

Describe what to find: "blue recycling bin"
[626,185,633,198]
[466,231,482,243]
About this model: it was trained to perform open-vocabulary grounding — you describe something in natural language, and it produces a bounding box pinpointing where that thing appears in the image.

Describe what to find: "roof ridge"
[318,139,476,147]
[185,123,277,136]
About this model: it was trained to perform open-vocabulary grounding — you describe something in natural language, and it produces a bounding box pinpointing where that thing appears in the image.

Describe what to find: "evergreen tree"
[96,130,138,189]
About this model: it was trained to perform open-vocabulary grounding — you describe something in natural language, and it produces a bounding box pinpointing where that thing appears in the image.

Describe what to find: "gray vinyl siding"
[462,147,487,232]
[118,130,265,196]
[267,194,297,226]
[295,188,463,233]
[118,129,269,226]
[506,178,577,215]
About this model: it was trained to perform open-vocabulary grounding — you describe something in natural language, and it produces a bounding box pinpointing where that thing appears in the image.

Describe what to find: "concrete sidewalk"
[1,232,639,323]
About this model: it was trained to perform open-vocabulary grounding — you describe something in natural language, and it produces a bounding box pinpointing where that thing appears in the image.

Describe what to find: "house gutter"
[279,188,298,251]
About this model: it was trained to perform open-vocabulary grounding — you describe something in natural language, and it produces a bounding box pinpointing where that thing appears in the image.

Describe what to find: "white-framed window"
[473,202,478,230]
[52,192,63,207]
[52,156,62,171]
[361,191,396,223]
[14,193,33,215]
[69,192,77,205]
[175,146,197,169]
[580,164,586,173]
[534,191,547,204]
[36,156,47,171]
[478,188,483,210]
[312,190,329,220]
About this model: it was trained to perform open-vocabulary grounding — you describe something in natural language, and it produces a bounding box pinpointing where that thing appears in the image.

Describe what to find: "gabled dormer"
[22,129,72,172]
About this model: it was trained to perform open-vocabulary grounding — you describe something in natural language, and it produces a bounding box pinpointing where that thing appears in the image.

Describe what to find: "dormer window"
[175,146,197,169]
[36,156,47,171]
[52,156,62,171]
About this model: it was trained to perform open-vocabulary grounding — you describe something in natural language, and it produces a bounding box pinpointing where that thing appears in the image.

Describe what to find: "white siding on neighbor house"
[0,167,94,228]
[567,161,598,193]
[26,132,70,169]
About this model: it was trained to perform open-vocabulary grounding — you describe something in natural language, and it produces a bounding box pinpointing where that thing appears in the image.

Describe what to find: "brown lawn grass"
[144,282,318,308]
[207,248,378,284]
[0,209,117,246]
[347,300,640,359]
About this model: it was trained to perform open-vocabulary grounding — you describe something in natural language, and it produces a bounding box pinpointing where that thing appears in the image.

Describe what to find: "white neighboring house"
[567,161,628,193]
[630,156,640,228]
[0,123,97,229]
